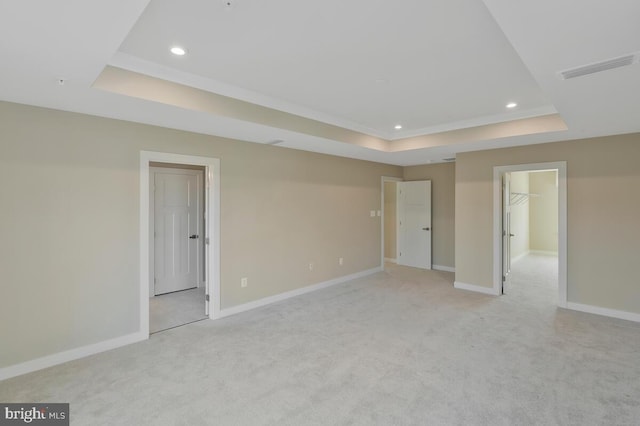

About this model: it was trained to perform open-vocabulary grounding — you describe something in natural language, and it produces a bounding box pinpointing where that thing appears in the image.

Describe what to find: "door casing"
[140,151,221,337]
[502,172,511,294]
[493,162,567,307]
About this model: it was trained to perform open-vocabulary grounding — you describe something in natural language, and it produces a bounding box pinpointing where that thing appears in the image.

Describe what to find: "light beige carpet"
[1,258,639,425]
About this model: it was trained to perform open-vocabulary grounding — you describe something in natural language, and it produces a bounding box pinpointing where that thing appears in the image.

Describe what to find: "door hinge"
[502,275,506,282]
[205,237,210,245]
[205,294,210,302]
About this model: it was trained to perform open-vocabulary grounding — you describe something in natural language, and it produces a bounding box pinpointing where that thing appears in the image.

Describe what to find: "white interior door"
[397,180,432,269]
[153,168,201,295]
[502,172,512,294]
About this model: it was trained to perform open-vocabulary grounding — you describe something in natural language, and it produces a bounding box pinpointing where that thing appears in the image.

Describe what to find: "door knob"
[189,234,199,239]
[422,227,430,231]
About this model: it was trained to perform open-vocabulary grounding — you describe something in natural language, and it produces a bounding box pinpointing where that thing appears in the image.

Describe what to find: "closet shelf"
[510,192,540,206]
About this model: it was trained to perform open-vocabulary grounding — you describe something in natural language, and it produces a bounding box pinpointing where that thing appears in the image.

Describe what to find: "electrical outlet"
[241,277,248,288]
[309,262,314,271]
[339,257,343,265]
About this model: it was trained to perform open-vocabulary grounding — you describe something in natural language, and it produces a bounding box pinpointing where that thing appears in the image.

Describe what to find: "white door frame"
[140,151,221,336]
[493,161,567,307]
[381,176,403,267]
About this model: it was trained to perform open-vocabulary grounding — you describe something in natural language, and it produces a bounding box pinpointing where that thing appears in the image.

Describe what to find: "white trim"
[454,281,500,296]
[381,176,403,268]
[566,303,640,323]
[140,151,222,332]
[391,105,558,141]
[0,332,146,381]
[108,53,558,143]
[510,251,529,265]
[219,267,382,318]
[110,52,389,140]
[493,161,567,308]
[529,250,559,256]
[433,264,455,273]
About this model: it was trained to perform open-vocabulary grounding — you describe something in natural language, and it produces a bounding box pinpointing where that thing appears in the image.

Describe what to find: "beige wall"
[455,134,640,313]
[403,162,455,269]
[529,171,558,253]
[509,171,530,260]
[0,101,401,368]
[383,181,397,260]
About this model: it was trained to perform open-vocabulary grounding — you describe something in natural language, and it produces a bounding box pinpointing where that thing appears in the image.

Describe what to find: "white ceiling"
[1,0,639,166]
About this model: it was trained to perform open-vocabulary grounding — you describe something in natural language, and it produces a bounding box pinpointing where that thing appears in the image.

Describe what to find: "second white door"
[153,168,202,295]
[397,180,432,269]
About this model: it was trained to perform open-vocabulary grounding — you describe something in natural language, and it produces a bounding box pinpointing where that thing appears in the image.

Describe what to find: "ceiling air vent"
[442,157,456,162]
[559,54,638,80]
[265,139,284,145]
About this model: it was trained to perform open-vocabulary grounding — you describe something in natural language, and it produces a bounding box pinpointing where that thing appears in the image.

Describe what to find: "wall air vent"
[559,54,638,80]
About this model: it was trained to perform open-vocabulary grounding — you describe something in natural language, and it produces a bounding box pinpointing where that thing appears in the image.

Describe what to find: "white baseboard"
[218,267,383,319]
[510,251,529,265]
[0,331,147,382]
[433,264,455,273]
[566,302,640,323]
[384,258,397,263]
[454,281,500,296]
[530,250,558,256]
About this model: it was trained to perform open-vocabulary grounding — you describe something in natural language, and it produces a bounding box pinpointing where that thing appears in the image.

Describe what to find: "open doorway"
[494,162,567,307]
[505,170,559,304]
[149,163,206,333]
[140,151,221,337]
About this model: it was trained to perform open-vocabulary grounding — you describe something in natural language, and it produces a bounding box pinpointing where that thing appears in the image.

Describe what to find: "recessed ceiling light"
[394,124,402,130]
[170,46,186,56]
[506,102,518,109]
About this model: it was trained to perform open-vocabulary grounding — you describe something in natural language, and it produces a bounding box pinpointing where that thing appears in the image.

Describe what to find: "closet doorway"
[494,162,567,307]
